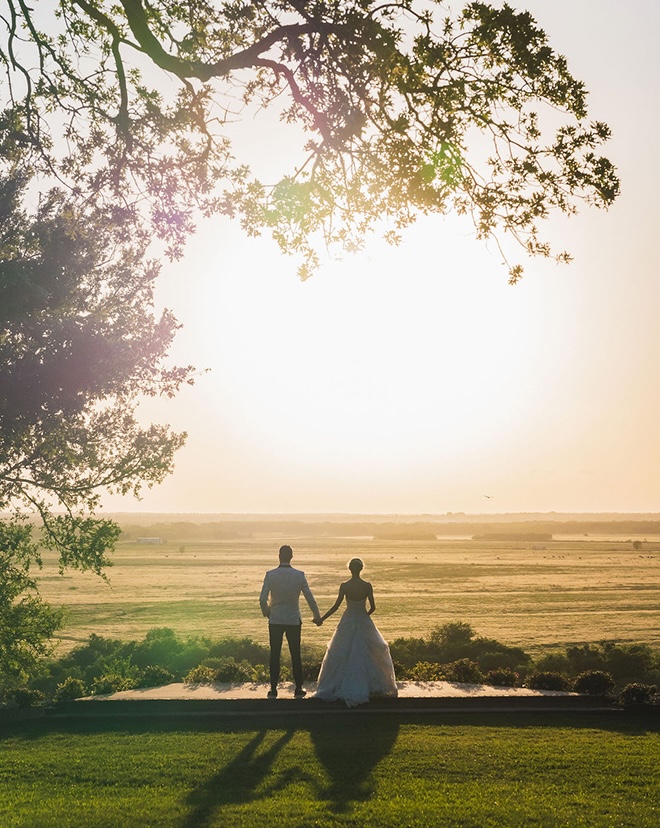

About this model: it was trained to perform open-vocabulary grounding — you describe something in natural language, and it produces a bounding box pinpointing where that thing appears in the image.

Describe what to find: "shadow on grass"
[308,714,400,813]
[177,715,401,824]
[0,712,402,820]
[182,727,298,828]
[186,717,400,822]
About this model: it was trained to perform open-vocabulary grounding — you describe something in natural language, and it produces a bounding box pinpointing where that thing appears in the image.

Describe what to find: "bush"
[486,668,519,687]
[573,670,615,696]
[563,642,655,683]
[91,674,136,695]
[389,636,434,668]
[54,677,87,702]
[618,683,656,707]
[252,664,270,683]
[64,633,122,670]
[407,662,445,681]
[208,637,270,665]
[566,644,606,675]
[132,627,210,676]
[604,643,655,683]
[184,665,217,685]
[391,624,531,672]
[303,662,322,681]
[212,657,255,683]
[534,652,571,675]
[526,671,571,692]
[11,688,45,708]
[443,659,484,684]
[136,665,175,688]
[476,650,525,673]
[391,660,406,679]
[430,622,475,647]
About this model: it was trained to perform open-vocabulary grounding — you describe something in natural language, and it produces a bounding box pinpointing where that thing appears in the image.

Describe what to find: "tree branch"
[254,57,332,144]
[117,0,343,81]
[71,0,131,139]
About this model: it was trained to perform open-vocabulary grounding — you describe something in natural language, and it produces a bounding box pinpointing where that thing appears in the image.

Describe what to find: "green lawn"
[1,712,658,827]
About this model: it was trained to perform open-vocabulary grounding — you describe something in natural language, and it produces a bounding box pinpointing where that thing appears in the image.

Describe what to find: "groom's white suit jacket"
[259,564,320,625]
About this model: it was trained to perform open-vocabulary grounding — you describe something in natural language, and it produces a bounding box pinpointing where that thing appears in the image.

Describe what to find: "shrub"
[136,665,175,688]
[11,688,46,708]
[303,662,322,682]
[430,622,475,647]
[573,670,615,696]
[132,627,210,676]
[208,637,270,665]
[477,650,525,673]
[486,668,519,687]
[534,652,571,675]
[252,664,270,683]
[389,636,434,668]
[407,662,445,681]
[566,644,606,675]
[443,659,484,684]
[184,665,217,685]
[65,633,122,670]
[618,683,656,707]
[392,624,531,672]
[526,671,571,692]
[604,643,654,683]
[391,660,406,679]
[212,657,255,683]
[91,674,136,695]
[563,642,655,683]
[54,677,87,702]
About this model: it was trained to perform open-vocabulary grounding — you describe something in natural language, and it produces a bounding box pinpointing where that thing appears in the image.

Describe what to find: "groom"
[259,544,321,698]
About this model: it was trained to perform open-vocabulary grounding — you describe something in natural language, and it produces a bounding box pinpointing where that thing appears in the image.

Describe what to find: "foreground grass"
[1,712,658,827]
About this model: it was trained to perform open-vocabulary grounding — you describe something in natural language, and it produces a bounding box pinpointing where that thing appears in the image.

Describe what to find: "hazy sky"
[104,1,660,516]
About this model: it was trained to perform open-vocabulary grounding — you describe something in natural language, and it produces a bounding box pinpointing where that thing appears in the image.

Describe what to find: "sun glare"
[188,219,549,485]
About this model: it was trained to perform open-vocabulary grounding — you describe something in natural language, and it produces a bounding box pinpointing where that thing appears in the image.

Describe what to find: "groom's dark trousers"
[269,623,303,688]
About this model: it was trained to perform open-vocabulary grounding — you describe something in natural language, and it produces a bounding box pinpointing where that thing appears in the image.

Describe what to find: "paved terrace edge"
[42,694,628,719]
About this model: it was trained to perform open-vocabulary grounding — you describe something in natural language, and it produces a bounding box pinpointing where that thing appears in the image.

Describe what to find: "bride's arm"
[319,584,345,622]
[367,583,376,615]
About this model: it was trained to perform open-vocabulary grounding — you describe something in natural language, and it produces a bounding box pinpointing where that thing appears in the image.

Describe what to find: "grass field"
[1,711,658,827]
[35,534,660,656]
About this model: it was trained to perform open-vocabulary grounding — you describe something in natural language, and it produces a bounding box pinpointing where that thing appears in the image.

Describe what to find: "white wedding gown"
[314,598,398,707]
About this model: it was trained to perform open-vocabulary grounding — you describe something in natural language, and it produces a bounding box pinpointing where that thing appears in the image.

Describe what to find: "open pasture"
[36,533,660,655]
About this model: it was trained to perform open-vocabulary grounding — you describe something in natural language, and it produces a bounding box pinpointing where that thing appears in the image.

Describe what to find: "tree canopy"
[1,0,619,279]
[1,166,191,549]
[0,167,192,694]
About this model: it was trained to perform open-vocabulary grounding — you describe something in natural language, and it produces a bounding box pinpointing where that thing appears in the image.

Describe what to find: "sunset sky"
[104,0,660,516]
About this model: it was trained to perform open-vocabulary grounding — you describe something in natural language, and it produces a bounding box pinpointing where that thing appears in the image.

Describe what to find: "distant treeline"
[118,519,660,542]
[120,522,252,541]
[472,533,553,542]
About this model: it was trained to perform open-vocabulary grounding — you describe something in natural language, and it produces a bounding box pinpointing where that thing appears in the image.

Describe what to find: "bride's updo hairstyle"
[348,557,364,574]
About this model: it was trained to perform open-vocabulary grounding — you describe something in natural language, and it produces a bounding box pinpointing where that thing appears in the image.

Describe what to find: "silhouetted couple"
[259,544,397,707]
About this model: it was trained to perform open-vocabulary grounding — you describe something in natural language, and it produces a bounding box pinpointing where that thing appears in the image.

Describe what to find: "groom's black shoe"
[267,688,278,699]
[294,687,307,698]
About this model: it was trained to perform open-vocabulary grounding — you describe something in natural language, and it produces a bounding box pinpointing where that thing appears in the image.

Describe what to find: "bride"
[313,558,397,707]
